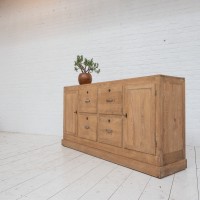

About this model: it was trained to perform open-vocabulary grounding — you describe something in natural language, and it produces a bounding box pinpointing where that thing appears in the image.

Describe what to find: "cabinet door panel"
[64,90,78,136]
[124,84,156,155]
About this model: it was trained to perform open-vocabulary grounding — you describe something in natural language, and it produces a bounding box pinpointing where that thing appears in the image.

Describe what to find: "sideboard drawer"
[78,114,97,141]
[79,86,97,113]
[98,115,122,147]
[98,85,122,115]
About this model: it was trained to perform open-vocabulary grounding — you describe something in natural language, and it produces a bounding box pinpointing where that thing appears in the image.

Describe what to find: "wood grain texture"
[63,89,78,136]
[163,150,184,165]
[79,85,97,113]
[98,84,122,115]
[63,75,186,178]
[78,114,97,141]
[163,81,184,154]
[98,115,122,147]
[62,139,187,178]
[64,134,159,166]
[123,83,156,155]
[62,139,161,178]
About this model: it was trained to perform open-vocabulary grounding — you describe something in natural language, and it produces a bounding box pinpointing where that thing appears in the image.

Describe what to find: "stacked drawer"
[78,84,123,147]
[78,86,97,141]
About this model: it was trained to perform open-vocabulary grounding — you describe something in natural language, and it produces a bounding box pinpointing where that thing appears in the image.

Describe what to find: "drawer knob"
[124,113,128,118]
[84,125,90,129]
[106,99,113,103]
[85,99,90,103]
[74,111,77,114]
[106,129,112,134]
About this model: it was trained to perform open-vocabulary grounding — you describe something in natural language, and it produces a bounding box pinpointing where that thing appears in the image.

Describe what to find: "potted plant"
[74,55,100,85]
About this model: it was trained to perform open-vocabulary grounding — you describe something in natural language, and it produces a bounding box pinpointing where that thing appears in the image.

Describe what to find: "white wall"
[0,0,200,145]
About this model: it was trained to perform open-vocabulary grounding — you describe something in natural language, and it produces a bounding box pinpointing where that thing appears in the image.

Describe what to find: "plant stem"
[80,65,84,73]
[84,66,87,72]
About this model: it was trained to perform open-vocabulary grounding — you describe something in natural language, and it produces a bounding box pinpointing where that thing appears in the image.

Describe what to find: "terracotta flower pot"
[78,73,92,85]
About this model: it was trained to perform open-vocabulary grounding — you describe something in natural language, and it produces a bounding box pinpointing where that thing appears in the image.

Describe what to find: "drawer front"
[98,115,122,147]
[78,114,97,141]
[98,85,122,115]
[79,86,97,113]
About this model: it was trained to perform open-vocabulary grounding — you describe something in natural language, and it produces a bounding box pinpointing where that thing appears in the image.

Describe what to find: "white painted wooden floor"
[0,132,199,200]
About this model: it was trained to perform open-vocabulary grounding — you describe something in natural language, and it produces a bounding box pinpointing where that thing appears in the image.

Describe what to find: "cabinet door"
[123,84,156,155]
[64,90,78,136]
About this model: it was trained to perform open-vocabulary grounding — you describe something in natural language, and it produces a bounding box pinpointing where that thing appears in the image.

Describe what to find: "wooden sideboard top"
[64,74,185,89]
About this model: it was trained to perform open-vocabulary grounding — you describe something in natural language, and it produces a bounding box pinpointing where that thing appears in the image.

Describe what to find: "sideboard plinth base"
[62,139,187,179]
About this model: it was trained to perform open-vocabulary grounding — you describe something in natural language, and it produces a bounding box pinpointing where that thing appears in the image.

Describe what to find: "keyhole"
[87,91,89,94]
[108,119,110,123]
[108,89,111,92]
[86,117,88,120]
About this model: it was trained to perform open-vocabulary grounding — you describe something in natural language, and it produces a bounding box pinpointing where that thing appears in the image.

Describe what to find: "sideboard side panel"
[163,78,185,154]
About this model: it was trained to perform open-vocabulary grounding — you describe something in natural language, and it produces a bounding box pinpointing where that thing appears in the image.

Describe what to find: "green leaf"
[73,55,100,74]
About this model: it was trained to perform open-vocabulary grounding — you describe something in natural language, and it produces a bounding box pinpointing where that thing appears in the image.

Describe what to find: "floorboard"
[169,146,199,200]
[78,165,132,200]
[109,171,150,200]
[0,132,199,200]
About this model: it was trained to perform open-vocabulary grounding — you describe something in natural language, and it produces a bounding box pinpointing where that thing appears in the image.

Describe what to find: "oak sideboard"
[62,75,187,178]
